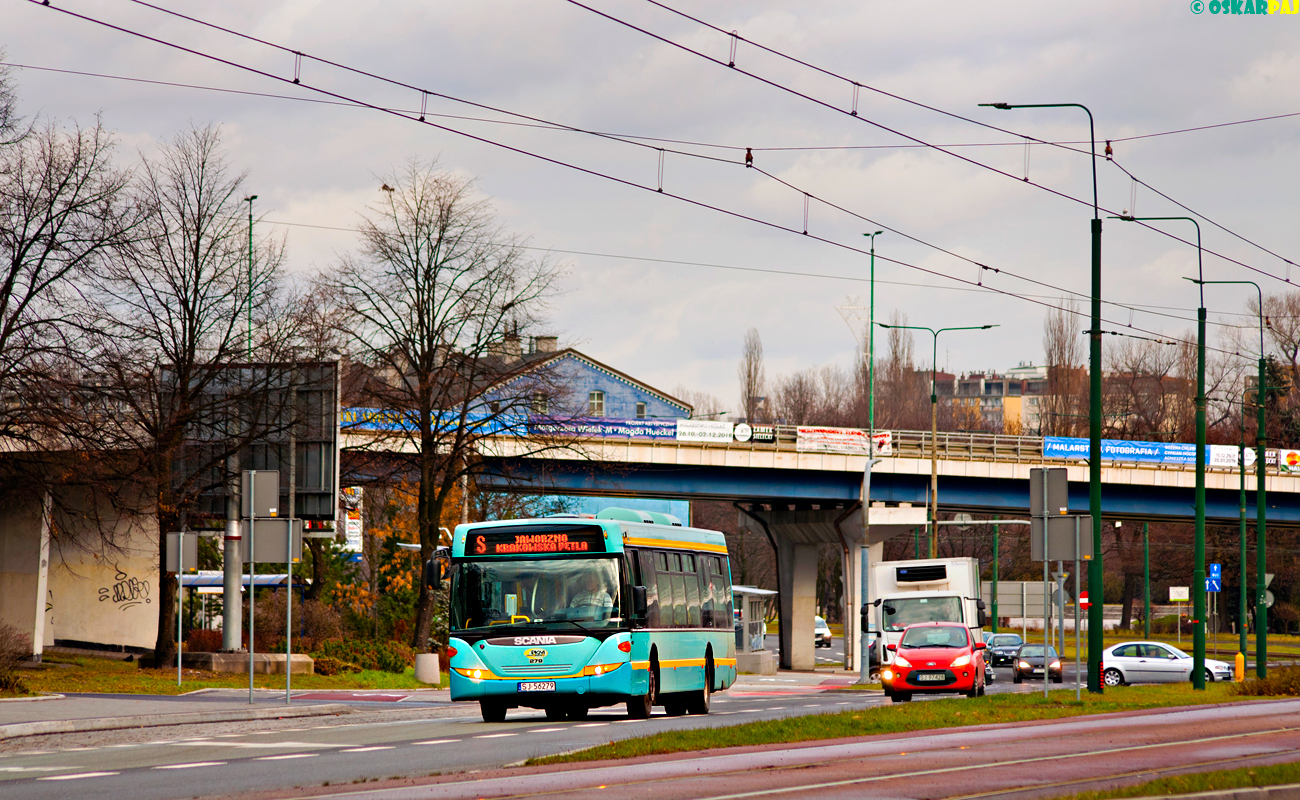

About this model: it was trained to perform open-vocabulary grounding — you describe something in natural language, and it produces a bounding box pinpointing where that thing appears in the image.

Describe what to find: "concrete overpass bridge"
[344,423,1300,673]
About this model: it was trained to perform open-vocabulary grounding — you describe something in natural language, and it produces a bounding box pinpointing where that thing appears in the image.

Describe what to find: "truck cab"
[864,558,988,669]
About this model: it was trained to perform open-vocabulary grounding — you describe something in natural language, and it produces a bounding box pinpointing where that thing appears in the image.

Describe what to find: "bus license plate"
[518,681,556,692]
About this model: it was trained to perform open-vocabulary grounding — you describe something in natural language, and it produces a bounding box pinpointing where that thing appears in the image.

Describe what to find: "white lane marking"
[837,702,850,705]
[474,733,518,739]
[176,741,347,750]
[412,739,457,745]
[763,707,784,711]
[736,709,759,713]
[256,754,317,761]
[0,766,69,773]
[106,744,137,748]
[803,704,821,708]
[528,728,565,733]
[154,762,227,770]
[573,723,608,728]
[39,772,120,781]
[715,711,738,715]
[340,746,395,753]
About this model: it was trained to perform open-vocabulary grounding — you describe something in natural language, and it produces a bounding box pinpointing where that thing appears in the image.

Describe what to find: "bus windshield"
[881,596,963,632]
[450,557,621,632]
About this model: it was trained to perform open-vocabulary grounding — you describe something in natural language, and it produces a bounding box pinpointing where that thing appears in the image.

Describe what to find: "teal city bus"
[443,508,737,722]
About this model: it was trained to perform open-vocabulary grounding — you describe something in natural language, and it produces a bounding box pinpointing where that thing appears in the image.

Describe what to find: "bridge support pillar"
[777,541,819,672]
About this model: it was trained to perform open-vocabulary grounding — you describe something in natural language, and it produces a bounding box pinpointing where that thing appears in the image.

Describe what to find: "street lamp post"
[876,322,997,557]
[1199,279,1268,677]
[982,100,1104,692]
[244,194,258,360]
[1113,215,1206,689]
[864,231,885,439]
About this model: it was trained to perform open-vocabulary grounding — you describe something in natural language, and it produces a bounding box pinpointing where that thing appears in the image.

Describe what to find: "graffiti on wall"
[98,567,151,610]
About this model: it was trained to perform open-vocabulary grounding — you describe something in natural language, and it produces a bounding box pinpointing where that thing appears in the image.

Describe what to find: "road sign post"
[1170,586,1190,646]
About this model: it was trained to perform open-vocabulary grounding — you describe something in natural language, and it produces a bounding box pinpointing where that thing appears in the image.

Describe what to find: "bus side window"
[683,554,702,628]
[655,555,677,628]
[639,550,660,627]
[697,553,713,628]
[716,556,734,628]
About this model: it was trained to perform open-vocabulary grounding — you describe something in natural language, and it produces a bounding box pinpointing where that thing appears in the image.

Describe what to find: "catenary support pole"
[1144,522,1151,641]
[992,517,1000,634]
[1239,421,1248,660]
[1257,354,1268,677]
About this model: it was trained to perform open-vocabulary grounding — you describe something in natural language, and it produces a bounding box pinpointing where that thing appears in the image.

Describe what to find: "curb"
[0,702,354,740]
[1134,782,1300,800]
[0,694,64,703]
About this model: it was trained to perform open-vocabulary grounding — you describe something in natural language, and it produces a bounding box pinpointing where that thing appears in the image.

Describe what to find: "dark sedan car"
[983,633,1025,667]
[1012,644,1063,684]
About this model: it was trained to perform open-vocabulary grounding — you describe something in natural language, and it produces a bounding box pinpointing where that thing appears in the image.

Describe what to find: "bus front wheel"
[480,700,507,723]
[627,665,655,719]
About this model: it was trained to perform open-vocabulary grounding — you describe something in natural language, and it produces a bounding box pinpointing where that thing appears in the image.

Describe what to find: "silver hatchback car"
[1101,641,1234,686]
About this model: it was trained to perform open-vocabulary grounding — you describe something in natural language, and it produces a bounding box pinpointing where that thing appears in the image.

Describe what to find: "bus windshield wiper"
[552,618,594,636]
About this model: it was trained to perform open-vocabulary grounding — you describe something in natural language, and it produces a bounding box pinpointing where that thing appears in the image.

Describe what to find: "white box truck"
[862,557,989,672]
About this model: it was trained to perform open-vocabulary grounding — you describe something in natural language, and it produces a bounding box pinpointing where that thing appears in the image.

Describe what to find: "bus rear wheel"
[480,700,507,723]
[688,657,713,714]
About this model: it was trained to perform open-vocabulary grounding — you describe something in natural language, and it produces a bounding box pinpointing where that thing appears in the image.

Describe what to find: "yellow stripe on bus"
[621,536,728,554]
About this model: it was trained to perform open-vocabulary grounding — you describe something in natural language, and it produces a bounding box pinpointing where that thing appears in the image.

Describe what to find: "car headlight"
[1018,660,1031,670]
[894,654,912,668]
[1050,660,1061,670]
[950,654,971,667]
[881,669,894,681]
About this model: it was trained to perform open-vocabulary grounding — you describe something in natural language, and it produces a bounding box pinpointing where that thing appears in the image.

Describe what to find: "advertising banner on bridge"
[675,419,735,442]
[873,430,893,456]
[1046,436,1270,468]
[530,418,677,440]
[797,425,871,455]
[1045,436,1198,465]
[1279,449,1300,473]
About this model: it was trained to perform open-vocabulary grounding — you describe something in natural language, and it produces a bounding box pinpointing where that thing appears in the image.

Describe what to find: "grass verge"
[528,683,1242,766]
[1051,761,1300,800]
[24,653,447,694]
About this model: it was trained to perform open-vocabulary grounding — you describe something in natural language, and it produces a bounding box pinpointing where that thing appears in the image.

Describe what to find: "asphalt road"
[272,697,1300,800]
[0,639,1136,800]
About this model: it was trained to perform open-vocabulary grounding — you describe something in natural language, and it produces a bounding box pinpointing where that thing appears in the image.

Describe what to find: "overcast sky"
[8,0,1299,411]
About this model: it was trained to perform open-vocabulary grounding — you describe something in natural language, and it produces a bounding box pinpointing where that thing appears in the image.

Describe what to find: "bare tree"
[672,385,724,419]
[1041,299,1085,436]
[875,310,928,430]
[738,327,766,423]
[324,158,566,652]
[773,368,818,425]
[85,124,286,666]
[0,117,134,453]
[1104,336,1185,440]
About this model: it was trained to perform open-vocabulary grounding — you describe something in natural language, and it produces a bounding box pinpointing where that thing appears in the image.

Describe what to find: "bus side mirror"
[860,603,871,634]
[425,552,449,589]
[632,586,648,620]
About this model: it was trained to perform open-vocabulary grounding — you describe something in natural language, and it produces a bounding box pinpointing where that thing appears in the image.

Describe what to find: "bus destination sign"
[471,526,606,555]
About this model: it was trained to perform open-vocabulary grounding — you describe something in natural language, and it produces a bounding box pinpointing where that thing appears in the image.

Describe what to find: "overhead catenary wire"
[23,1,1262,360]
[583,0,1300,283]
[98,0,1300,280]
[8,53,1290,323]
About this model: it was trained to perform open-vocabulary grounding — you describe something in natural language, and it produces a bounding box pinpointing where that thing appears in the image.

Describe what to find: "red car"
[882,622,987,702]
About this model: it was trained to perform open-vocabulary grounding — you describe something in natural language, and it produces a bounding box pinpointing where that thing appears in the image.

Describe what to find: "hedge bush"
[0,623,31,693]
[1230,665,1300,697]
[312,656,362,676]
[312,638,415,673]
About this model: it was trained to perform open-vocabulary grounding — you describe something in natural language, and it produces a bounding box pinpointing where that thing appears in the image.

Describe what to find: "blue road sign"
[1209,563,1222,580]
[1206,577,1222,592]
